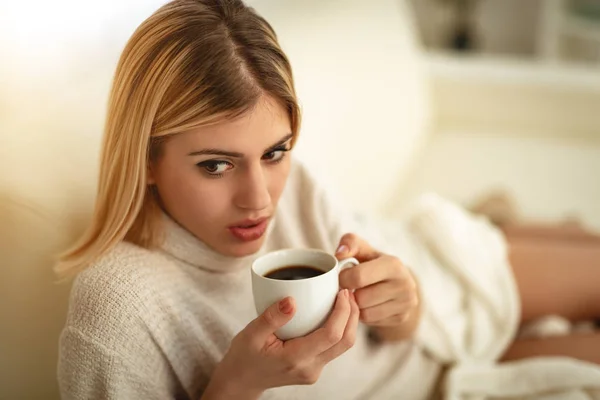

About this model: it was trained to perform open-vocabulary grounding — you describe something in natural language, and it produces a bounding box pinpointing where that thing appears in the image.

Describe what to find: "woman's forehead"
[172,96,292,153]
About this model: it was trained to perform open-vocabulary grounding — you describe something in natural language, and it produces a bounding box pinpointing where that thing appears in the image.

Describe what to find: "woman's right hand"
[203,289,359,400]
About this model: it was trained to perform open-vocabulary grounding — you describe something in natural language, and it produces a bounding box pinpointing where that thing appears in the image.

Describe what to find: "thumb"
[335,233,380,262]
[249,297,296,340]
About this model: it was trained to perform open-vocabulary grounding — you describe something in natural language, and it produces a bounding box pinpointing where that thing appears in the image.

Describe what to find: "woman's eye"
[263,149,286,162]
[198,160,232,176]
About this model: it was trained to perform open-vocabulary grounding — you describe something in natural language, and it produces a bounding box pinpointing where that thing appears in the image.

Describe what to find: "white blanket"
[362,193,600,400]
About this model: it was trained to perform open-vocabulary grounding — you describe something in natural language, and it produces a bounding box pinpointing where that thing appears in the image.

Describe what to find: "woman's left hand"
[336,233,419,329]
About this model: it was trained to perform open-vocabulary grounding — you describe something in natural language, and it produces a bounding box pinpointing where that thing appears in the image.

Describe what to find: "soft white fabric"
[444,358,600,400]
[408,194,521,363]
[366,193,600,399]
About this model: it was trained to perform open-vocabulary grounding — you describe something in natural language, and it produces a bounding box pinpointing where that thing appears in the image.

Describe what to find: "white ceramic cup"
[251,248,359,340]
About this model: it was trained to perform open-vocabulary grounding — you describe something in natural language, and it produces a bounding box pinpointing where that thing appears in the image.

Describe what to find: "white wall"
[393,131,600,231]
[401,53,600,231]
[251,0,431,214]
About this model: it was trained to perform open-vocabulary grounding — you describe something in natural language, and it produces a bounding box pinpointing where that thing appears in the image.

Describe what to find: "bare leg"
[500,231,600,362]
[501,333,600,363]
[501,223,600,245]
[508,235,600,323]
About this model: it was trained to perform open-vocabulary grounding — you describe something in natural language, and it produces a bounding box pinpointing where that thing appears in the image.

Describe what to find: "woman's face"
[149,95,293,257]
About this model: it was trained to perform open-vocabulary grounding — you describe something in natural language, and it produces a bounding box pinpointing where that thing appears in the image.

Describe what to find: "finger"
[354,281,403,309]
[317,291,360,363]
[247,297,296,341]
[339,255,403,290]
[360,298,416,324]
[285,290,351,357]
[368,312,412,326]
[335,233,381,263]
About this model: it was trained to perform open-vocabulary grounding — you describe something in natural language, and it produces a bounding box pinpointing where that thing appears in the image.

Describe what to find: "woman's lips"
[228,218,269,242]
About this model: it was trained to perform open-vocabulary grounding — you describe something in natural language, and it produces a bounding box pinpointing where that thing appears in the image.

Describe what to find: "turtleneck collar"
[159,213,269,273]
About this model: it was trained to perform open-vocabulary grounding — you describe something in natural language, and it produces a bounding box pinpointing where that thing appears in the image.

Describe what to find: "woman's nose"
[234,164,271,211]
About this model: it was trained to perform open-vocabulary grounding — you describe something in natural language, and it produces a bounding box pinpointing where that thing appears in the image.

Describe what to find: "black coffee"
[264,265,325,280]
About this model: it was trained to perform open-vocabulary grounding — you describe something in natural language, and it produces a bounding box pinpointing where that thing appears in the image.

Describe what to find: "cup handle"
[337,257,359,271]
[337,257,359,292]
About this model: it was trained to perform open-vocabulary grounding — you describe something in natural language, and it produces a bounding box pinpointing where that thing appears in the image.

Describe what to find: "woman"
[56,1,600,399]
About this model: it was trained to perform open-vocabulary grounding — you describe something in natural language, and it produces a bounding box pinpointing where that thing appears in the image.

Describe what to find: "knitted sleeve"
[58,326,178,400]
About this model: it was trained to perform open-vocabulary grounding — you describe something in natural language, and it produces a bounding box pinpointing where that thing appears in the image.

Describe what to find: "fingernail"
[343,289,349,298]
[279,298,293,314]
[336,244,348,255]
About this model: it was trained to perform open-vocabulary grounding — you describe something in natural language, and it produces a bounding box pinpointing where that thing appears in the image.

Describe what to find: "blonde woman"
[57,1,600,399]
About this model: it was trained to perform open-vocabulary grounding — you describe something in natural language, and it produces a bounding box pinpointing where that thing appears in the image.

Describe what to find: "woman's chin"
[221,237,266,258]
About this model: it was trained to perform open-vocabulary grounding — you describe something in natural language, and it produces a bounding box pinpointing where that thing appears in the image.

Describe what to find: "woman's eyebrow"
[263,133,293,153]
[187,133,293,158]
[187,148,244,158]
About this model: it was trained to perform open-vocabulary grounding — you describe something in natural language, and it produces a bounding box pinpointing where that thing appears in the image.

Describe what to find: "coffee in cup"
[251,248,358,340]
[264,265,325,280]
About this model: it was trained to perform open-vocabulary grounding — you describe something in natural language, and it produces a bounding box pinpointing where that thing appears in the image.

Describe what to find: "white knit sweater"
[58,160,441,400]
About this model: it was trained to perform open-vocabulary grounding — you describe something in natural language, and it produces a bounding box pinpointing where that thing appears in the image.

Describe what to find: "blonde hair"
[56,0,300,277]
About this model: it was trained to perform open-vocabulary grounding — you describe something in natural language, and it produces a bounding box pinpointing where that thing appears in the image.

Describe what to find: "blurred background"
[1,0,599,398]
